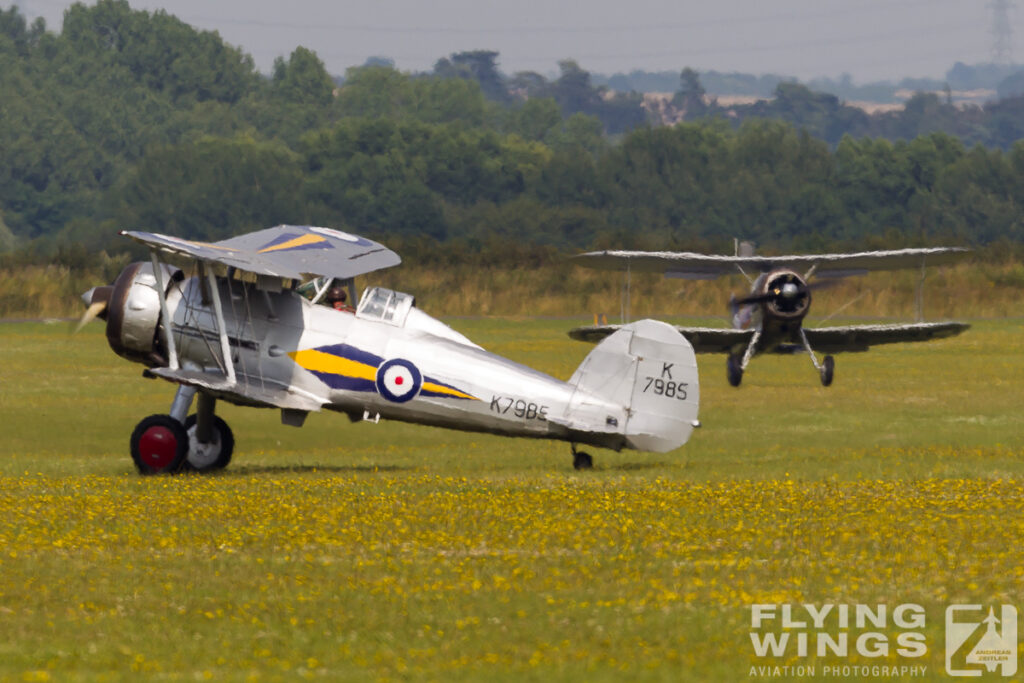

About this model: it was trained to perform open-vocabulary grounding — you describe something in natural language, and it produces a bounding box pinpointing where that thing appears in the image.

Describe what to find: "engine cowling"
[104,262,183,365]
[760,269,811,320]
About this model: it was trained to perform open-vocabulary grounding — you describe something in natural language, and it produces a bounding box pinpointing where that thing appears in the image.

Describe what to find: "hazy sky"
[16,0,1018,82]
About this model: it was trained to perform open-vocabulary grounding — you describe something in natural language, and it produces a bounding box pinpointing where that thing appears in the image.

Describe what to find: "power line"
[245,22,976,68]
[179,0,963,36]
[989,0,1014,63]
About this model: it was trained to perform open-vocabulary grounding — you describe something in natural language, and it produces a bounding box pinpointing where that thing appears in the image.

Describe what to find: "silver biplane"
[568,246,970,387]
[78,226,700,473]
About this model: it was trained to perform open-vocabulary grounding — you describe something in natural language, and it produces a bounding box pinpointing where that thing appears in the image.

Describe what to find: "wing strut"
[624,260,631,324]
[915,256,926,322]
[206,268,237,384]
[150,250,180,371]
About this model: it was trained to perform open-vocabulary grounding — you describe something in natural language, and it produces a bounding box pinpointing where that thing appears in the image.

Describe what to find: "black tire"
[573,451,593,470]
[727,354,743,387]
[130,414,189,475]
[182,414,234,472]
[821,355,835,387]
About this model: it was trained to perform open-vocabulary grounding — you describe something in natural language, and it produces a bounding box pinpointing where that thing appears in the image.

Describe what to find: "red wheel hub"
[138,426,178,470]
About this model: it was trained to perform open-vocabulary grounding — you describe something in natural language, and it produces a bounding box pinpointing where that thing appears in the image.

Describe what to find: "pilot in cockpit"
[326,284,355,313]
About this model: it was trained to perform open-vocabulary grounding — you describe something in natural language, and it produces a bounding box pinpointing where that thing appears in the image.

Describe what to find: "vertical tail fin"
[565,319,700,453]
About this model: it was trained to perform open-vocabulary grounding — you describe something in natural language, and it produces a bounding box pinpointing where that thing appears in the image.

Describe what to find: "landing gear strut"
[727,329,760,388]
[799,328,835,387]
[571,445,593,470]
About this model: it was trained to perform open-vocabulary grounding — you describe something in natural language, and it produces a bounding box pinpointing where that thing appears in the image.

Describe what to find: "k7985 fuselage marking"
[490,395,549,421]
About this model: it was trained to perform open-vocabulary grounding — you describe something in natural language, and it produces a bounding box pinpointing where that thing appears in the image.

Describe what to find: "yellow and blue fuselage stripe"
[289,343,477,400]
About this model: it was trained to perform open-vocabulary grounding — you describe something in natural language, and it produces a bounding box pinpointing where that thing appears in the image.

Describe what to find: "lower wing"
[146,367,326,411]
[802,321,970,353]
[569,324,754,353]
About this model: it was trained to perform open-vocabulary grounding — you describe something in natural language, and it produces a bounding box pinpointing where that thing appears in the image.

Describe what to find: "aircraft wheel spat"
[130,414,189,474]
[375,359,422,403]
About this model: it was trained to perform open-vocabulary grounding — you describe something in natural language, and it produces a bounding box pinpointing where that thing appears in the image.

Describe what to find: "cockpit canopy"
[356,287,415,327]
[356,286,480,349]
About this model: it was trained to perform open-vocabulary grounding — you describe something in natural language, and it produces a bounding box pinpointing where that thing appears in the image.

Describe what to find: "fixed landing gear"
[820,355,835,387]
[182,414,234,471]
[129,388,233,474]
[726,354,743,387]
[571,445,593,470]
[727,329,760,388]
[130,415,189,474]
[798,328,835,388]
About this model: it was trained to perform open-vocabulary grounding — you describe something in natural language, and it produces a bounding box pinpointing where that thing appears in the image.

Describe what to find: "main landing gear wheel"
[572,450,593,470]
[820,355,835,387]
[727,354,743,387]
[182,414,234,472]
[130,414,188,475]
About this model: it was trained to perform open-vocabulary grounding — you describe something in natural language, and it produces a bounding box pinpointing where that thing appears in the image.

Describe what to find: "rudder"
[566,319,700,453]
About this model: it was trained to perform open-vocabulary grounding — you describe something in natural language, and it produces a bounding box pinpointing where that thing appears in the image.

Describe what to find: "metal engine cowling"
[105,261,183,365]
[761,269,811,320]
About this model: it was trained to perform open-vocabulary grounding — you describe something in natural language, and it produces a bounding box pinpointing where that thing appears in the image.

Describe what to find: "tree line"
[1,1,1023,265]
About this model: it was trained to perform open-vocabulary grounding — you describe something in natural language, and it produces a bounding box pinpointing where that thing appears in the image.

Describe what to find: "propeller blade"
[734,292,778,306]
[73,301,108,334]
[732,279,839,308]
[73,285,113,334]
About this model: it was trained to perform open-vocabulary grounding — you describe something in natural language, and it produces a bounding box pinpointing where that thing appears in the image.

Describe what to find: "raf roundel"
[375,359,423,403]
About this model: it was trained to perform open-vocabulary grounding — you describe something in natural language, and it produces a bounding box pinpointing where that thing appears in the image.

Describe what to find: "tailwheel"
[820,355,835,387]
[726,354,743,387]
[182,414,234,472]
[572,449,593,470]
[130,414,189,475]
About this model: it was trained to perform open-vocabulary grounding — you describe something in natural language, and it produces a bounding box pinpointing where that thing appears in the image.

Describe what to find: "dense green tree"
[61,0,258,103]
[117,136,305,240]
[5,1,1024,258]
[434,50,510,103]
[271,47,334,107]
[503,97,562,141]
[335,65,488,126]
[672,67,708,118]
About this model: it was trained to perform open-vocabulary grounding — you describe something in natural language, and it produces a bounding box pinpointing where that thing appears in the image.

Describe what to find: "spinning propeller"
[731,272,839,312]
[74,285,113,333]
[734,274,811,307]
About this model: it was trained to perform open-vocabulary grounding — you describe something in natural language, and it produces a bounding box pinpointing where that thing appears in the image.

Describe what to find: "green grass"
[0,318,1023,681]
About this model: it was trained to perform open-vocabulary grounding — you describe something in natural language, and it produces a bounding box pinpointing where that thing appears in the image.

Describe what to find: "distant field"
[5,259,1024,320]
[0,318,1022,681]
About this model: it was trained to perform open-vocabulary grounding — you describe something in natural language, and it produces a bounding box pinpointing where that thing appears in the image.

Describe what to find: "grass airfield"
[1,317,1023,681]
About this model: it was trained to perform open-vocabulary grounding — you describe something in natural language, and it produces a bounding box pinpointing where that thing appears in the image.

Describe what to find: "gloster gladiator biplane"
[568,245,970,387]
[77,226,700,473]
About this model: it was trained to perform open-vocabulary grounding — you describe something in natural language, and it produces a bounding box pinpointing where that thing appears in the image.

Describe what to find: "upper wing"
[572,247,969,279]
[123,225,401,280]
[569,324,753,353]
[802,321,970,353]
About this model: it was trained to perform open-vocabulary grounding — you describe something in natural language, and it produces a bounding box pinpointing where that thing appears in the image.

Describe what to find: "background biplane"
[569,246,970,386]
